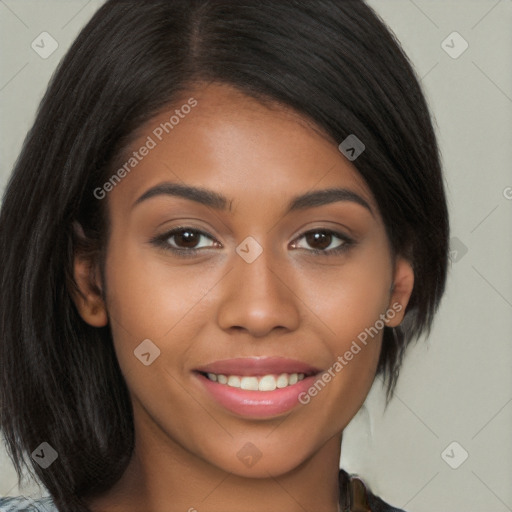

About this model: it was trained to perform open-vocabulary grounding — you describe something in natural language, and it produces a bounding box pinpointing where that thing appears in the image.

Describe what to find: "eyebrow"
[132,182,373,215]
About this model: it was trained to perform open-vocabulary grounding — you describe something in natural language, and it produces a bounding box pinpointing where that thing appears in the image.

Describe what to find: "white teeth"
[240,376,259,391]
[206,372,307,391]
[276,373,289,388]
[258,375,277,391]
[227,375,241,388]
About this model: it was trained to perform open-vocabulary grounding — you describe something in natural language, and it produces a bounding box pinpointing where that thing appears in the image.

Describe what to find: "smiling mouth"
[194,357,323,417]
[198,371,315,391]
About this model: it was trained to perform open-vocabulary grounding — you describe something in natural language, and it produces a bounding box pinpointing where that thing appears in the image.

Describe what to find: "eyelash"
[150,226,355,258]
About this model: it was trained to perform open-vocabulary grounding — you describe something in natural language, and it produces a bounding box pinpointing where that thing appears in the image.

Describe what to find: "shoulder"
[0,496,58,512]
[339,468,407,512]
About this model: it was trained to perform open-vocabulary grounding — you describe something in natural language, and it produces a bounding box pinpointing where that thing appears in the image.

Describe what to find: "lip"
[194,357,322,419]
[195,356,322,376]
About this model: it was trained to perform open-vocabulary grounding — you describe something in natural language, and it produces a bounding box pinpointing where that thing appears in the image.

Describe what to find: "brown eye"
[304,231,333,250]
[153,227,219,253]
[171,229,202,249]
[292,229,353,255]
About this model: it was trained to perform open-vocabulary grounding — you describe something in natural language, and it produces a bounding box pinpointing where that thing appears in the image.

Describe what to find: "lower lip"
[195,372,317,418]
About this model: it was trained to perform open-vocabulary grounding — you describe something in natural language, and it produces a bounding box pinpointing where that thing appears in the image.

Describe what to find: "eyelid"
[150,226,355,256]
[290,228,354,254]
[151,226,221,251]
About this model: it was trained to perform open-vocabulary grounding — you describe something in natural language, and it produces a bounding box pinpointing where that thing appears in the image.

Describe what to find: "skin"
[72,82,414,512]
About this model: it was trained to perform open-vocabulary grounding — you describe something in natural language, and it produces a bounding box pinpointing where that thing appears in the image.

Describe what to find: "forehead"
[107,82,376,216]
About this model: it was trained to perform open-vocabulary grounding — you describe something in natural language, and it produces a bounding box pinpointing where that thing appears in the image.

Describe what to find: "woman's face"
[75,83,413,477]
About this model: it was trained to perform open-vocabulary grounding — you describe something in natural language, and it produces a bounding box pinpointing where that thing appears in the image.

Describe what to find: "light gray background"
[1,1,511,510]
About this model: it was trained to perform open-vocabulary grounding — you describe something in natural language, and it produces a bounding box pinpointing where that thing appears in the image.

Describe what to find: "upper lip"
[195,357,322,377]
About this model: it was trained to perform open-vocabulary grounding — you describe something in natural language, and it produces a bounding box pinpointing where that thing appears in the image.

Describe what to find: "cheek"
[295,252,393,354]
[104,239,220,342]
[101,242,219,425]
[291,265,390,438]
[289,246,392,411]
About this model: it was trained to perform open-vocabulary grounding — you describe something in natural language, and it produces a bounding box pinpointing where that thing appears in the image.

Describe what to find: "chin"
[205,443,309,479]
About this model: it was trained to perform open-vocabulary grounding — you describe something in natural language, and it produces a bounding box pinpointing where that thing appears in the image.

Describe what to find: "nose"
[216,245,301,338]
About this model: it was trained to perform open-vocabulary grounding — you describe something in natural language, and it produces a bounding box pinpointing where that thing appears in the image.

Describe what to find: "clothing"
[0,469,405,511]
[0,495,56,512]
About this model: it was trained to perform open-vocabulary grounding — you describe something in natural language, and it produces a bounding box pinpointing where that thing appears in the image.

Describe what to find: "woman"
[0,1,449,510]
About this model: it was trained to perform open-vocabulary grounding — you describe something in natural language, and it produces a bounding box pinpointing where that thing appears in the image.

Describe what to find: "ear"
[70,225,108,328]
[386,256,414,327]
